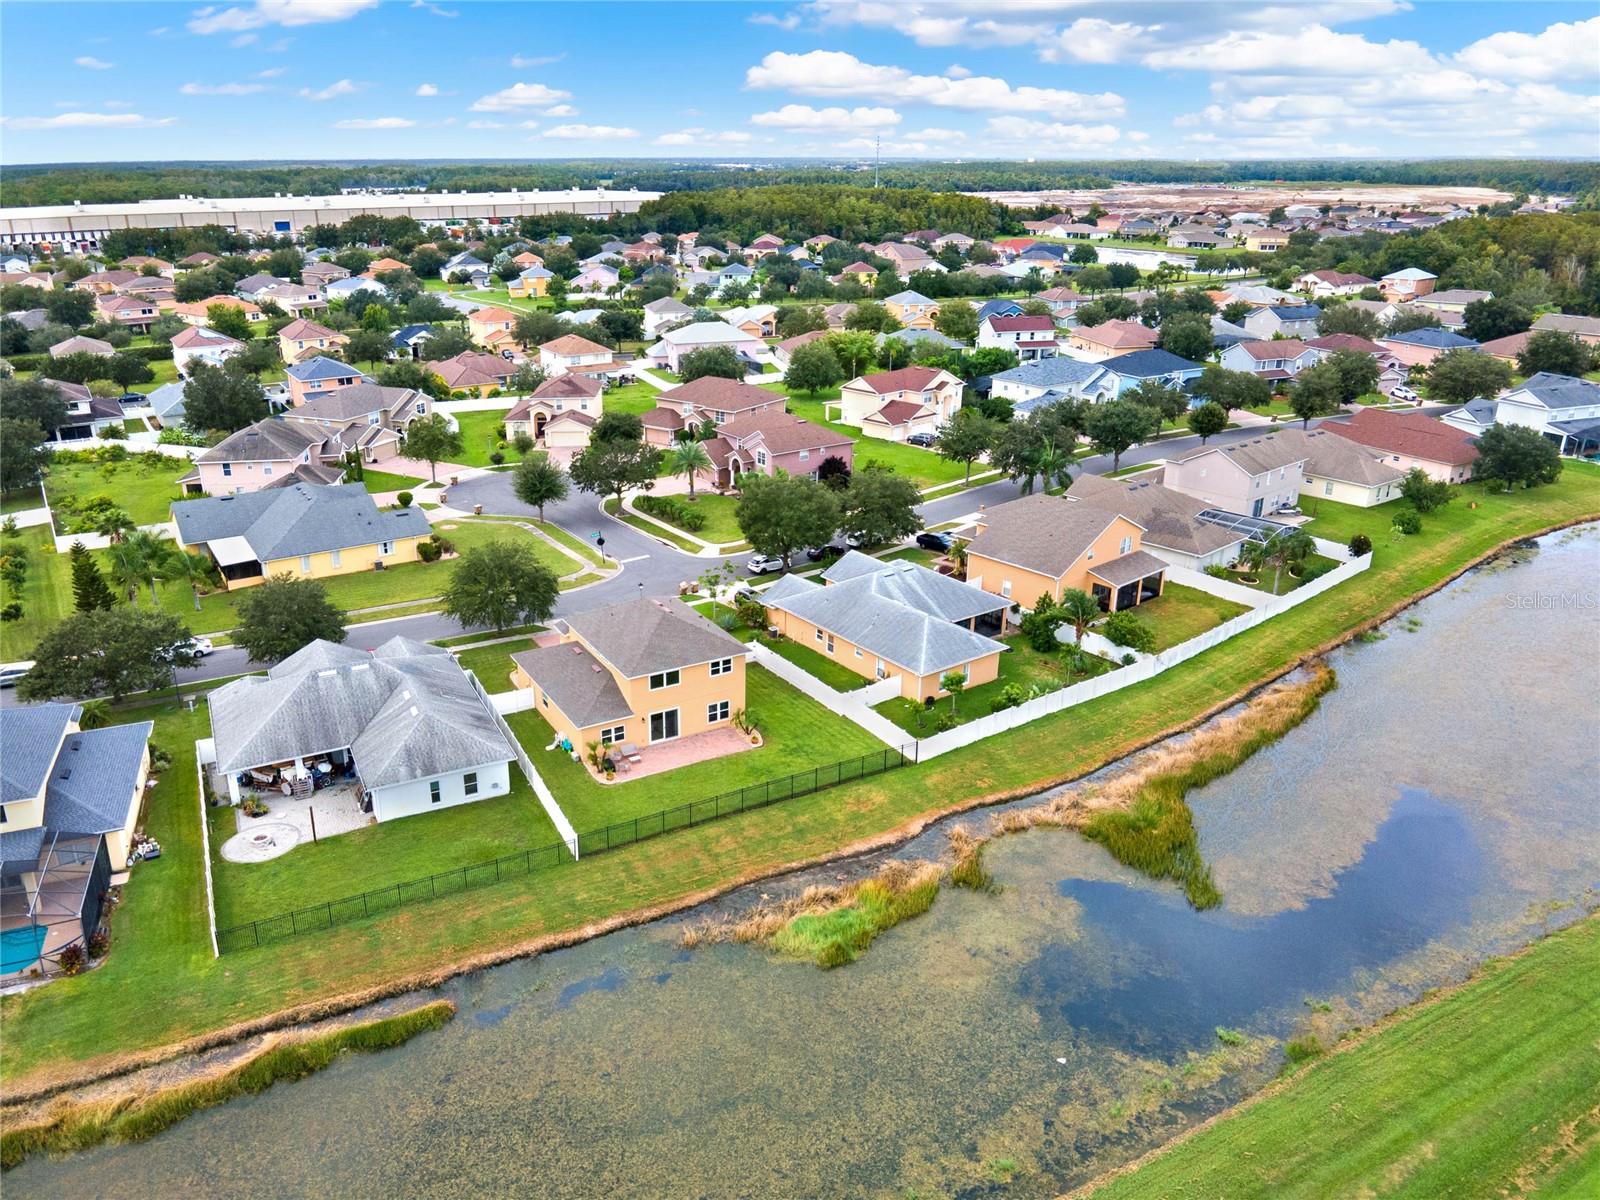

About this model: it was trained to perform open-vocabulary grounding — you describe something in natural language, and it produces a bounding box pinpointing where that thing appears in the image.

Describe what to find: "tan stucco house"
[832,366,963,442]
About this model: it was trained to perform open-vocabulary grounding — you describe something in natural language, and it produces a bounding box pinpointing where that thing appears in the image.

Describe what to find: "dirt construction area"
[972,182,1513,212]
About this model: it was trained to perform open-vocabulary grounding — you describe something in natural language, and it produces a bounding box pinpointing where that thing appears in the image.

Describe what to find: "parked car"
[1390,384,1418,402]
[906,431,936,448]
[159,637,214,662]
[915,531,954,552]
[806,543,845,562]
[731,582,763,604]
[0,660,34,689]
[745,553,786,575]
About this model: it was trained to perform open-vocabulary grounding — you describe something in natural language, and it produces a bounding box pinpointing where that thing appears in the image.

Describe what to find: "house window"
[1119,536,1133,555]
[709,657,733,677]
[825,633,835,653]
[1001,580,1012,598]
[331,549,342,567]
[380,540,393,555]
[600,725,626,745]
[798,450,809,461]
[263,465,273,476]
[649,669,681,690]
[1324,482,1334,496]
[755,450,768,467]
[222,463,232,477]
[815,628,824,643]
[429,780,441,805]
[463,772,479,797]
[707,700,730,723]
[415,402,426,414]
[649,709,680,742]
[299,555,311,573]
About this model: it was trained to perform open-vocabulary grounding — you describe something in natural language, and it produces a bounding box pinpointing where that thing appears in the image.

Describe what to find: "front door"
[1251,498,1263,517]
[534,412,548,442]
[649,709,679,743]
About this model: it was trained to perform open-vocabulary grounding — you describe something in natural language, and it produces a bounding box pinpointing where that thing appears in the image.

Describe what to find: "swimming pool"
[1,925,47,974]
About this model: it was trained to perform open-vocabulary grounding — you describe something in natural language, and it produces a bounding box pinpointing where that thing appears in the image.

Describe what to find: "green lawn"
[646,493,744,544]
[0,524,73,660]
[358,468,430,494]
[770,390,969,488]
[758,631,871,692]
[1084,915,1600,1200]
[450,640,532,691]
[4,466,1596,1091]
[1,484,48,515]
[44,456,188,528]
[602,381,664,417]
[505,664,887,832]
[874,634,1114,734]
[1227,553,1341,597]
[128,359,180,394]
[1126,583,1250,651]
[449,408,513,468]
[603,497,703,553]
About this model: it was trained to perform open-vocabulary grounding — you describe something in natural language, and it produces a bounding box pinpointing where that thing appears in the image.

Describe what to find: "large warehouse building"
[0,188,662,253]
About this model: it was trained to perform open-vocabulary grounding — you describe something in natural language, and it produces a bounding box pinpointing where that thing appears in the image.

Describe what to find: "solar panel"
[1195,509,1294,542]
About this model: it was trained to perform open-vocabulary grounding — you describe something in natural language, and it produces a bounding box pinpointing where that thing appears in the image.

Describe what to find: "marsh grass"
[771,861,942,968]
[947,826,996,891]
[0,1001,454,1170]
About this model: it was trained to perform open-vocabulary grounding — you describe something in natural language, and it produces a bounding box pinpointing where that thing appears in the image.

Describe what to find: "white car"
[745,553,786,575]
[160,637,214,662]
[1390,385,1419,403]
[0,660,34,689]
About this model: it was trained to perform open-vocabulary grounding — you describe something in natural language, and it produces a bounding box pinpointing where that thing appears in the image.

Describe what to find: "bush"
[0,603,22,622]
[1392,509,1422,536]
[1348,533,1373,556]
[1104,610,1157,653]
[429,532,454,556]
[97,423,127,440]
[637,493,706,532]
[1203,564,1231,579]
[397,491,414,508]
[735,598,768,630]
[416,540,441,562]
[88,930,110,959]
[489,451,505,466]
[989,682,1029,712]
[1297,561,1335,584]
[513,432,534,455]
[57,944,87,976]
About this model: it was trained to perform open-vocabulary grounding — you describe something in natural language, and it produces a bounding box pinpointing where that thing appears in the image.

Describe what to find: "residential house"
[285,355,366,406]
[1165,434,1309,518]
[49,335,114,358]
[1445,372,1600,457]
[1066,473,1249,572]
[700,410,853,489]
[1065,318,1158,360]
[965,494,1166,614]
[1378,327,1481,367]
[439,252,487,282]
[978,314,1059,363]
[832,366,963,442]
[172,482,431,590]
[570,263,620,294]
[642,297,693,338]
[646,321,765,373]
[506,265,553,299]
[934,232,975,251]
[1325,408,1479,482]
[989,356,1113,409]
[1304,332,1390,361]
[720,305,779,338]
[119,275,176,303]
[277,318,349,364]
[1379,268,1438,302]
[760,554,1007,702]
[0,705,152,976]
[874,242,938,275]
[234,273,287,300]
[822,302,858,330]
[176,419,339,496]
[1214,284,1298,310]
[512,251,544,269]
[1242,304,1322,339]
[830,262,877,287]
[539,333,619,379]
[1036,287,1087,318]
[641,376,784,447]
[1244,231,1290,252]
[93,292,158,332]
[512,596,749,752]
[41,380,122,441]
[1296,270,1376,298]
[1530,312,1600,346]
[168,295,263,326]
[208,638,514,821]
[1478,331,1534,363]
[882,290,939,331]
[74,269,140,294]
[390,324,438,361]
[301,261,350,288]
[1219,339,1319,383]
[145,381,189,429]
[505,374,602,455]
[170,325,243,374]
[427,350,516,396]
[712,262,755,295]
[282,383,428,464]
[1411,288,1492,317]
[1095,349,1206,398]
[257,282,327,317]
[468,306,519,352]
[881,328,963,355]
[1273,427,1406,507]
[772,328,830,370]
[366,256,409,277]
[1167,227,1236,250]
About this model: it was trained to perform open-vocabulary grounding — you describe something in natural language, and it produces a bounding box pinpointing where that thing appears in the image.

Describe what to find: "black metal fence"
[216,745,914,953]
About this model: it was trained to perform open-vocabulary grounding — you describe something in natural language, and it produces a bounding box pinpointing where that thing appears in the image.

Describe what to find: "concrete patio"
[217,782,373,863]
[598,727,756,782]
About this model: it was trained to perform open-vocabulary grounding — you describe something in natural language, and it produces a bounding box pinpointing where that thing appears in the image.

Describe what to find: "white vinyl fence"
[471,675,579,858]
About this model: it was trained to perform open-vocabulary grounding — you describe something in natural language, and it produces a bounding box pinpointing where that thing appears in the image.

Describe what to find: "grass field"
[450,638,534,689]
[1129,583,1250,651]
[0,524,73,659]
[601,381,664,417]
[759,632,871,692]
[44,456,186,527]
[770,390,970,488]
[1081,914,1600,1200]
[3,465,1595,1091]
[505,664,887,832]
[603,497,703,552]
[358,469,429,494]
[449,408,512,468]
[645,493,744,544]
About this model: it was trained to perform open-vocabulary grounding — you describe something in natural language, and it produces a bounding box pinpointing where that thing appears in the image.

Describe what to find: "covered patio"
[206,534,266,589]
[1088,550,1168,612]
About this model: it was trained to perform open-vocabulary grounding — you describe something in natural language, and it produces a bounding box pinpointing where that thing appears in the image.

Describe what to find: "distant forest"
[3,157,1598,207]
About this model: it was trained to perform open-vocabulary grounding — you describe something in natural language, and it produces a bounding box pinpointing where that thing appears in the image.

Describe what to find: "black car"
[915,531,954,552]
[906,431,937,448]
[806,542,846,562]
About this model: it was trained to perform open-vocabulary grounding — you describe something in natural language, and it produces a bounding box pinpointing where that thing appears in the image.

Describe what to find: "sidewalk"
[745,641,907,749]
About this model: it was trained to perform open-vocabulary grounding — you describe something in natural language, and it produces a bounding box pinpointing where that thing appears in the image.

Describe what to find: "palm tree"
[77,699,112,729]
[1034,438,1071,494]
[1252,529,1316,595]
[104,539,147,605]
[168,549,218,611]
[92,507,136,544]
[123,530,177,606]
[1058,588,1100,646]
[668,439,714,498]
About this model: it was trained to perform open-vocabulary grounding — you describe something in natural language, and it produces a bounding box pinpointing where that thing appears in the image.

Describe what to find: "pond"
[10,525,1598,1199]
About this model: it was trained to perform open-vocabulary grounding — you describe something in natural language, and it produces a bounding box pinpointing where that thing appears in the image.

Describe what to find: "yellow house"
[468,306,519,350]
[882,289,940,330]
[965,493,1166,613]
[171,482,433,591]
[1245,231,1289,252]
[512,596,749,752]
[507,265,553,299]
[758,553,1008,702]
[277,317,349,364]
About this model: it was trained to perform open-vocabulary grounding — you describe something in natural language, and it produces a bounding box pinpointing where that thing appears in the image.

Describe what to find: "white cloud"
[298,78,363,100]
[181,81,267,95]
[542,123,639,139]
[231,33,257,46]
[470,82,573,112]
[746,50,1122,115]
[332,117,416,129]
[982,116,1125,150]
[414,82,439,96]
[187,0,379,35]
[2,112,176,130]
[411,0,458,16]
[750,104,902,131]
[467,119,504,129]
[749,11,800,30]
[103,100,135,110]
[542,103,578,117]
[75,55,114,69]
[654,128,757,146]
[944,64,970,78]
[255,66,287,78]
[1143,26,1433,75]
[1454,17,1600,81]
[509,52,564,68]
[1039,18,1145,65]
[517,120,542,129]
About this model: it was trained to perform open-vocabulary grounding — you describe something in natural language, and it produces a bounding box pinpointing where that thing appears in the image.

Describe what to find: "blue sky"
[2,1,1596,164]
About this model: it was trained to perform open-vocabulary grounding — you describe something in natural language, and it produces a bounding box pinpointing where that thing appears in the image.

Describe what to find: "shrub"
[1297,561,1334,584]
[513,432,534,455]
[1104,610,1156,653]
[489,451,505,466]
[57,944,87,976]
[1348,532,1373,556]
[149,743,173,772]
[98,443,129,462]
[416,540,441,562]
[989,682,1029,712]
[638,494,706,532]
[1284,1034,1325,1064]
[88,930,110,959]
[1203,564,1231,579]
[430,532,455,555]
[1392,509,1422,536]
[735,598,767,630]
[0,603,22,622]
[1215,1026,1246,1046]
[396,491,414,508]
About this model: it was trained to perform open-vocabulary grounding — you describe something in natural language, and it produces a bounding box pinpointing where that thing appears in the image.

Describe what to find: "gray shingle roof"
[44,721,153,836]
[564,596,747,678]
[1171,433,1308,476]
[172,482,430,561]
[1272,428,1406,487]
[290,383,418,423]
[286,355,363,382]
[1510,372,1600,410]
[1067,474,1245,558]
[762,558,1006,677]
[1100,348,1204,378]
[1086,549,1168,589]
[967,494,1135,579]
[0,703,77,805]
[198,419,322,464]
[991,357,1106,391]
[510,643,634,728]
[209,636,512,789]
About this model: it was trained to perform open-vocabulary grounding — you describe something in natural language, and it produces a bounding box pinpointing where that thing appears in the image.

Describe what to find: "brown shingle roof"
[967,493,1132,578]
[865,399,930,426]
[541,333,611,357]
[565,596,746,678]
[718,410,852,455]
[1323,408,1479,466]
[855,366,948,395]
[658,375,779,414]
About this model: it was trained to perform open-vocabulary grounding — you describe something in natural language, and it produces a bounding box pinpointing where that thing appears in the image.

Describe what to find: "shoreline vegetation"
[2,480,1597,1102]
[0,1000,454,1171]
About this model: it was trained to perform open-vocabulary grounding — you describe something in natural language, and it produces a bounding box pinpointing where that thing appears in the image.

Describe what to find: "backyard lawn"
[1226,553,1341,597]
[448,408,513,468]
[358,468,431,494]
[770,389,970,489]
[0,524,73,660]
[505,664,888,832]
[874,634,1115,734]
[45,455,188,527]
[1125,583,1249,651]
[451,638,536,691]
[758,631,871,692]
[602,381,664,417]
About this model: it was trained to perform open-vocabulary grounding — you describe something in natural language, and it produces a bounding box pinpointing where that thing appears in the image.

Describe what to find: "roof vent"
[70,739,82,751]
[318,669,338,678]
[409,705,419,718]
[58,768,71,780]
